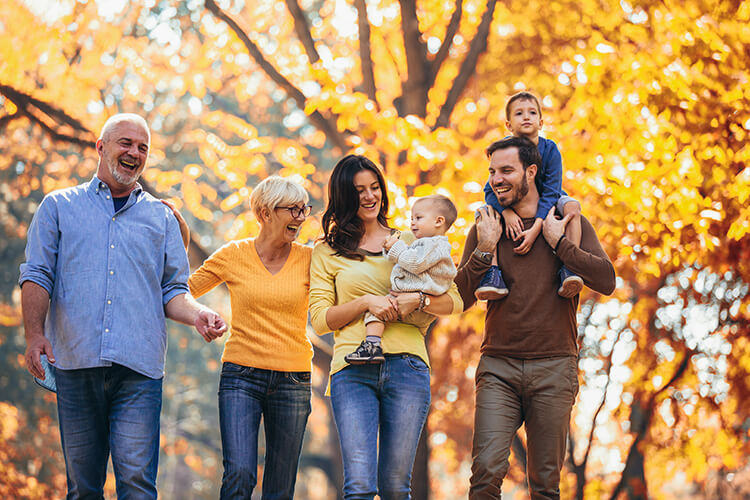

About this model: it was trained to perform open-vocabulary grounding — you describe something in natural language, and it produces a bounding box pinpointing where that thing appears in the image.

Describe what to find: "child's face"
[506,98,543,138]
[410,200,444,238]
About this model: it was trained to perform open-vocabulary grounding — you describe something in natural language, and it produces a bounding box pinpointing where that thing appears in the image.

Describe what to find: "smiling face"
[506,98,543,140]
[353,169,383,224]
[96,120,150,196]
[488,146,534,208]
[268,203,309,243]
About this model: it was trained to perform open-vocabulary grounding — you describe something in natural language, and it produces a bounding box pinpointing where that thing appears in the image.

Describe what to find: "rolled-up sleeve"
[161,208,190,304]
[309,244,336,335]
[19,197,59,294]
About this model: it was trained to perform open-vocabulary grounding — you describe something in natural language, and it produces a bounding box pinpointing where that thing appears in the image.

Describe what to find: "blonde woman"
[189,176,313,499]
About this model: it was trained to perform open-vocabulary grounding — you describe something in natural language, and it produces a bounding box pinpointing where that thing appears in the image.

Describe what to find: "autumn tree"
[1,0,749,498]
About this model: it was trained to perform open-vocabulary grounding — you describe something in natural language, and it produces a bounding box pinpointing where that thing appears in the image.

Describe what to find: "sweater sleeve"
[188,243,231,298]
[309,243,336,335]
[454,225,491,311]
[556,216,616,295]
[388,237,451,275]
[536,139,563,219]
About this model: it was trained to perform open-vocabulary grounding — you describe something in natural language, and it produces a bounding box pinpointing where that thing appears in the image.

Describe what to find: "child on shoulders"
[475,91,584,301]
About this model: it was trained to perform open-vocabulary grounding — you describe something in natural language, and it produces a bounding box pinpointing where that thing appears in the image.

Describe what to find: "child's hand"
[383,231,401,252]
[513,218,543,255]
[501,209,524,240]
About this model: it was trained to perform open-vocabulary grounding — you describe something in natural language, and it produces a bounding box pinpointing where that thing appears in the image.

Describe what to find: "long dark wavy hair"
[321,155,390,261]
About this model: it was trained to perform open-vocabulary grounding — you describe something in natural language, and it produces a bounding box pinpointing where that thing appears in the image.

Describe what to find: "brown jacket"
[455,216,615,359]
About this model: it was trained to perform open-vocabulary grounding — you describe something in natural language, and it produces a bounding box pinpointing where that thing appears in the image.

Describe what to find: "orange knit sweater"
[188,239,313,372]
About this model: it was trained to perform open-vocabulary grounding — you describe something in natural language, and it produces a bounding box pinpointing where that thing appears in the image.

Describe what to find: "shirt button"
[112,217,116,221]
[106,195,111,200]
[107,300,112,305]
[105,328,109,333]
[110,271,114,275]
[110,244,115,249]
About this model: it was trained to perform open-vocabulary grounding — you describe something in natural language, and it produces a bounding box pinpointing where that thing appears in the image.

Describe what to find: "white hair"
[250,176,309,219]
[99,113,151,143]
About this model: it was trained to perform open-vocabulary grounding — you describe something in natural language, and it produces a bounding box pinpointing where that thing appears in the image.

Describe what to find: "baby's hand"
[383,231,401,251]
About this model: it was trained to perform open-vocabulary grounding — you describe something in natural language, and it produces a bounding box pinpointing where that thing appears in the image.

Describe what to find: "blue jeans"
[218,362,312,500]
[330,354,431,500]
[55,364,162,500]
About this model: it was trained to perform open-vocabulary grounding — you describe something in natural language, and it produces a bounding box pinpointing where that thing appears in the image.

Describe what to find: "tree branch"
[428,0,463,88]
[0,83,90,133]
[283,0,320,64]
[398,0,430,117]
[204,0,348,151]
[433,0,497,129]
[354,0,379,107]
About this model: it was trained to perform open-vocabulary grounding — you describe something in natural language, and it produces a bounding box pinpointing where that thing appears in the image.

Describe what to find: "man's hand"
[475,206,502,253]
[501,208,524,240]
[195,308,227,342]
[543,206,573,249]
[25,334,55,380]
[383,231,400,252]
[513,218,543,255]
[161,199,190,250]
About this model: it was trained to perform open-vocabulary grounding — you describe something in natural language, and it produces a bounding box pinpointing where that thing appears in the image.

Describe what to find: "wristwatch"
[418,291,431,311]
[473,248,493,264]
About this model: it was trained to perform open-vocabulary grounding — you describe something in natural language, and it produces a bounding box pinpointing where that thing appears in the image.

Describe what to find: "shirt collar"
[88,175,144,197]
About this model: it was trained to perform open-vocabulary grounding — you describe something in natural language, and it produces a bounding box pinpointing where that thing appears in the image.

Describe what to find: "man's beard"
[109,159,140,185]
[497,174,529,208]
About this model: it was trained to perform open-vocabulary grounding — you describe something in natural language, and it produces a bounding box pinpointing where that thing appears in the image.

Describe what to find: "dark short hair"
[321,155,390,260]
[417,194,458,229]
[485,136,542,171]
[505,91,542,121]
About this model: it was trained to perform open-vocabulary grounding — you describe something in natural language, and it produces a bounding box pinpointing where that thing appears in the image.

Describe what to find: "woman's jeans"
[218,362,312,500]
[55,364,162,500]
[330,354,431,500]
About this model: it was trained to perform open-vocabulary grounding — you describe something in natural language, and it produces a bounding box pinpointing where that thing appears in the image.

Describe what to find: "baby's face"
[410,200,441,238]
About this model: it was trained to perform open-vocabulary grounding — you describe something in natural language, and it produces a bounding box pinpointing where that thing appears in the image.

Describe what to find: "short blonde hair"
[250,176,309,219]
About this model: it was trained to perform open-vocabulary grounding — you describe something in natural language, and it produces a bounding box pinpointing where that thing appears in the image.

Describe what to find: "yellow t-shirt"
[189,239,313,372]
[309,232,463,381]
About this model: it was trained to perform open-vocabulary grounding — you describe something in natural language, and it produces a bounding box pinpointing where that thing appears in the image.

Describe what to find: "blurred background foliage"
[0,0,748,498]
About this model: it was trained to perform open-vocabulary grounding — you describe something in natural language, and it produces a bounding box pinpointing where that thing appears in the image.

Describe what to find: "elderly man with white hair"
[19,113,227,499]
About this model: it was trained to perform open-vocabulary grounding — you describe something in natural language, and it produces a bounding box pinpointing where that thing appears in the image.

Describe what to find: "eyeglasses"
[275,205,312,218]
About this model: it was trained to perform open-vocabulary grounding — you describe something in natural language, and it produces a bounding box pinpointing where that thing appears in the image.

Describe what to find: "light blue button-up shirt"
[19,176,189,379]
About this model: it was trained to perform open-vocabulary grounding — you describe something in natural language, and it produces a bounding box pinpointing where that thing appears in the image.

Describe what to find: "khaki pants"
[469,355,579,499]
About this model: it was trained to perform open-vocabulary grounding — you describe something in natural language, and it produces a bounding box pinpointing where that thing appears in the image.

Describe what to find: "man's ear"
[95,139,103,155]
[526,163,538,182]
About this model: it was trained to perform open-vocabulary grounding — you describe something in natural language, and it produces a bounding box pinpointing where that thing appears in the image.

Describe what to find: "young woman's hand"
[366,295,399,322]
[390,291,420,318]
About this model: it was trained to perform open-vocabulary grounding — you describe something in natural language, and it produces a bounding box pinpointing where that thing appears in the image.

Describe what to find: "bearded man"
[455,135,616,499]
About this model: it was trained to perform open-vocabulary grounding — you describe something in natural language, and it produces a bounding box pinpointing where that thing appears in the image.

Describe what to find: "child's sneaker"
[558,266,583,298]
[475,265,509,301]
[345,340,385,365]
